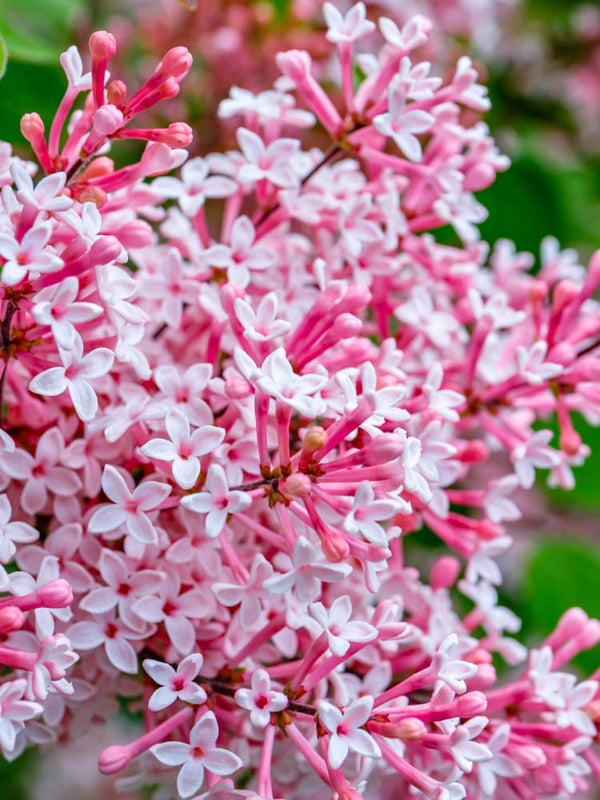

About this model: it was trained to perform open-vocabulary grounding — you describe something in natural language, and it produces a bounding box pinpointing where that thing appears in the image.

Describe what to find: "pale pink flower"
[0,679,43,756]
[374,79,434,161]
[235,669,288,727]
[143,653,207,711]
[0,494,38,563]
[309,595,377,656]
[449,716,492,773]
[323,2,375,44]
[29,335,114,421]
[181,464,251,538]
[151,711,242,798]
[317,695,381,768]
[68,611,148,673]
[88,465,171,545]
[141,409,225,490]
[32,276,103,349]
[0,222,63,285]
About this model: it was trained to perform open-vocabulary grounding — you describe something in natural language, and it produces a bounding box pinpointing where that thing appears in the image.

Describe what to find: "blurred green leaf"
[0,32,6,79]
[0,60,66,146]
[521,538,600,675]
[0,0,84,64]
[0,21,61,64]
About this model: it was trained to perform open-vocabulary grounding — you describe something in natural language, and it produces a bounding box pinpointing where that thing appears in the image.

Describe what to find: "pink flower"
[180,464,251,538]
[0,678,43,756]
[323,2,375,44]
[150,711,242,798]
[141,409,224,490]
[309,595,377,656]
[317,695,381,768]
[143,653,207,711]
[88,465,171,545]
[29,335,114,421]
[235,669,288,727]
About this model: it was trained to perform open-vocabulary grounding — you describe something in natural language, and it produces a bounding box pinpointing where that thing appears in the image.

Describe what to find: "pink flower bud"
[80,156,115,179]
[0,606,25,634]
[89,31,117,62]
[225,375,252,399]
[465,663,496,689]
[457,440,489,462]
[364,433,403,465]
[107,79,127,106]
[111,220,154,248]
[161,122,194,147]
[92,104,124,136]
[516,745,547,770]
[464,162,496,191]
[280,473,312,497]
[390,717,427,741]
[159,47,193,82]
[77,186,108,207]
[276,50,312,83]
[549,342,576,365]
[430,556,461,589]
[38,579,74,608]
[98,745,132,775]
[527,279,548,304]
[20,112,45,142]
[302,427,328,453]
[552,279,579,314]
[560,427,582,456]
[321,530,349,562]
[456,691,487,716]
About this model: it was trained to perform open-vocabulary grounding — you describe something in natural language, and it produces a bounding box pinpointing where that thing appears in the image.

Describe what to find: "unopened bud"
[38,579,73,608]
[320,531,349,562]
[79,156,114,180]
[0,606,25,634]
[159,47,193,82]
[280,473,312,497]
[430,556,461,590]
[364,434,402,465]
[516,745,546,770]
[464,162,496,192]
[99,745,131,775]
[560,427,582,456]
[457,439,489,462]
[392,717,427,742]
[20,110,44,136]
[552,279,578,314]
[302,426,327,454]
[225,375,252,399]
[76,186,107,207]
[89,31,117,61]
[107,79,127,106]
[456,691,487,717]
[92,104,124,136]
[276,50,312,83]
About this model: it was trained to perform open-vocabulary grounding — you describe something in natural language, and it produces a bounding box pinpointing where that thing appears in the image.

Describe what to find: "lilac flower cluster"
[0,4,599,799]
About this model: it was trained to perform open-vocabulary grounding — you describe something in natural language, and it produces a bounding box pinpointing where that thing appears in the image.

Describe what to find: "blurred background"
[1,0,600,796]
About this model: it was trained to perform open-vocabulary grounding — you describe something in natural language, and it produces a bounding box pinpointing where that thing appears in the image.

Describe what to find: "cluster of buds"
[0,4,599,799]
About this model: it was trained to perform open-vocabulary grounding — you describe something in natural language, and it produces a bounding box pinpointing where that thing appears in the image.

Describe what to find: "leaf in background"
[0,31,7,79]
[520,538,600,675]
[0,61,66,147]
[0,20,61,64]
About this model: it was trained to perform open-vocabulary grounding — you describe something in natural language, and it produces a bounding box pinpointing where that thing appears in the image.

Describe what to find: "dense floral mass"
[1,2,600,799]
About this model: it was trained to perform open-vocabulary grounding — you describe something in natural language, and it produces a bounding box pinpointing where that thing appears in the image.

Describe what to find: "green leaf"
[0,21,61,65]
[520,538,600,675]
[0,60,66,146]
[0,31,7,79]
